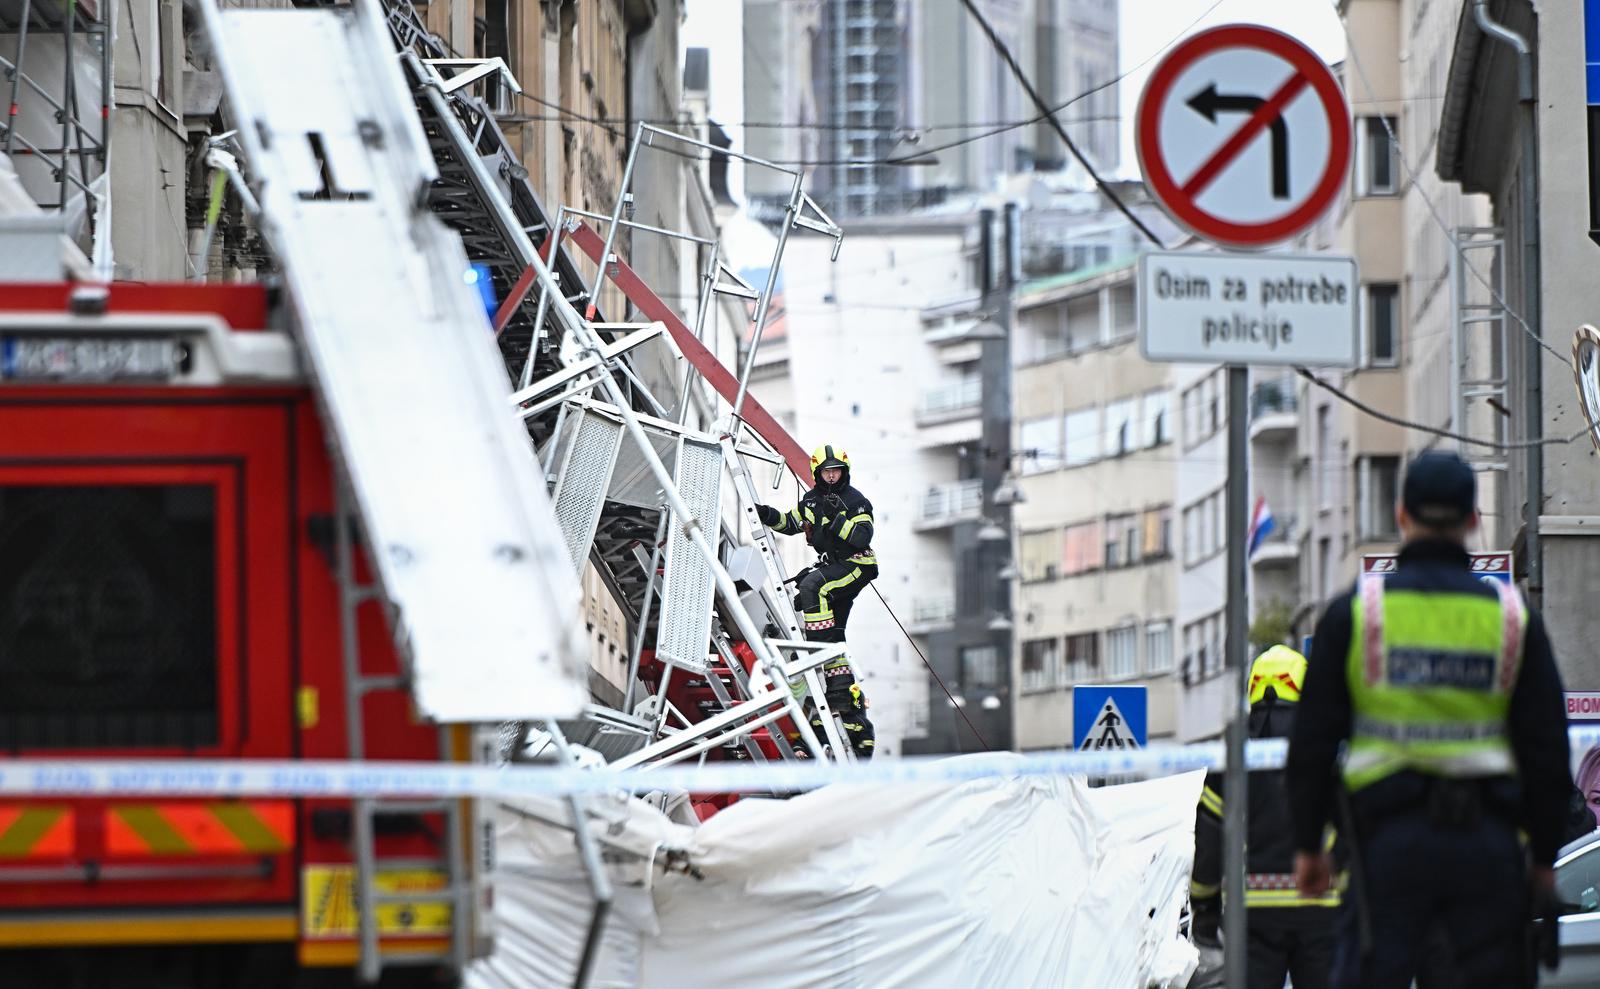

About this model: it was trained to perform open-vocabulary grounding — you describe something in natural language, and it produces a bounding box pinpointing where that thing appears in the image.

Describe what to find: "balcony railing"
[910,595,956,629]
[917,378,982,423]
[917,479,983,527]
[1250,377,1298,421]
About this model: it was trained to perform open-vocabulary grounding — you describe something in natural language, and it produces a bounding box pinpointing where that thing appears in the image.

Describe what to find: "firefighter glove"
[757,504,781,527]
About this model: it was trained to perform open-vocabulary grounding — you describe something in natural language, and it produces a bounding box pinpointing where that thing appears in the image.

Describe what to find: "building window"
[1021,638,1059,693]
[1019,528,1060,583]
[1316,406,1335,511]
[1204,613,1223,678]
[1105,513,1140,569]
[1063,520,1105,575]
[1104,398,1136,457]
[1146,620,1174,674]
[1182,371,1222,449]
[1066,294,1101,352]
[1019,415,1062,474]
[961,645,1000,688]
[1142,390,1170,448]
[1106,625,1138,679]
[1357,116,1399,196]
[1182,490,1224,566]
[1358,455,1401,540]
[1365,283,1399,367]
[1181,612,1225,684]
[1064,632,1099,683]
[904,685,930,739]
[1111,284,1136,339]
[1141,505,1173,559]
[1064,406,1100,466]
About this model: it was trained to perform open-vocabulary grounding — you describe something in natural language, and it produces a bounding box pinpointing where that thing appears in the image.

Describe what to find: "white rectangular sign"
[1138,251,1358,367]
[1568,692,1600,722]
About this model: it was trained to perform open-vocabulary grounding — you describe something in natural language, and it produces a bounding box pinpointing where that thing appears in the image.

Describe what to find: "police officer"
[757,444,876,759]
[1286,450,1570,988]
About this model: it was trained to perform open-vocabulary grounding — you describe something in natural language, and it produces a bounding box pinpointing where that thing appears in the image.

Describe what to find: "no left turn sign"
[1136,25,1350,248]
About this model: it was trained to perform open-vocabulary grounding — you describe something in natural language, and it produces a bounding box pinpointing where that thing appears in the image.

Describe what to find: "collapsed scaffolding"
[185,0,863,981]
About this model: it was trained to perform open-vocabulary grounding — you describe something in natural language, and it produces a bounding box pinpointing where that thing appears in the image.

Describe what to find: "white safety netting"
[467,758,1203,989]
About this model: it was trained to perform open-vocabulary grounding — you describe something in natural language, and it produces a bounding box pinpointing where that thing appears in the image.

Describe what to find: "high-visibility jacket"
[1342,574,1526,793]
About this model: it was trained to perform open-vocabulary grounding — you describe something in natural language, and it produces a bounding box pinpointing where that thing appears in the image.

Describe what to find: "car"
[1546,829,1600,987]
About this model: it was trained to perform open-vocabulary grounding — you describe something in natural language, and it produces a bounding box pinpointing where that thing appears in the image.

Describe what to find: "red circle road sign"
[1136,25,1350,248]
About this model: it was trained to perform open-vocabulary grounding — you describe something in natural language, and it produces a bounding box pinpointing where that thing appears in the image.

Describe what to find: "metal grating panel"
[653,438,724,674]
[550,409,623,572]
[607,428,680,509]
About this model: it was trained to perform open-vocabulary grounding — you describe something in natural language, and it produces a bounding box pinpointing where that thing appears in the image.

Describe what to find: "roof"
[1017,255,1138,301]
[1436,0,1531,189]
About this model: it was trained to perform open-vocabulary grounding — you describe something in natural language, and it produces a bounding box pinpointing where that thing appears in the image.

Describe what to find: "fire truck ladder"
[334,482,472,982]
[198,0,588,723]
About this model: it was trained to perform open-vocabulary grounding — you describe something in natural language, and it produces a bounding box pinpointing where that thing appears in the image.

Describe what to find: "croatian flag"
[1247,497,1276,559]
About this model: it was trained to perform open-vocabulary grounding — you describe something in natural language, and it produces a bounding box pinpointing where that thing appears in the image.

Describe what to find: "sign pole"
[1223,364,1250,989]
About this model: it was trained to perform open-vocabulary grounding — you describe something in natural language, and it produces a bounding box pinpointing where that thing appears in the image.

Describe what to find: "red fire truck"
[0,284,485,985]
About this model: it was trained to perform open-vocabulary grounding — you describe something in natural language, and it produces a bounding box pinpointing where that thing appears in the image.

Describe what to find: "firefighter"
[1287,450,1571,988]
[756,444,876,759]
[1190,645,1339,989]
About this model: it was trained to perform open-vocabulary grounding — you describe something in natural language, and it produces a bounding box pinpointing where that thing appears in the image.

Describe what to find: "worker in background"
[1190,645,1339,989]
[1287,450,1570,988]
[757,444,876,759]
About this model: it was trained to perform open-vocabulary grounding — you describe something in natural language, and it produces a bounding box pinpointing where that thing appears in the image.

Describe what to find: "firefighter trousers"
[803,679,875,760]
[1246,908,1337,989]
[794,560,878,642]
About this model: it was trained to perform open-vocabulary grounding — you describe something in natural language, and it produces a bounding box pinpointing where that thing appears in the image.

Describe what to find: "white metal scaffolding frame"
[562,122,873,764]
[461,156,833,762]
[0,0,110,210]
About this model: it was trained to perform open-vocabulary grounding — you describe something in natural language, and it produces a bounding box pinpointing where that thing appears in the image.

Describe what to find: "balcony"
[916,378,982,426]
[1250,513,1300,567]
[915,479,983,531]
[1249,377,1298,442]
[906,594,956,634]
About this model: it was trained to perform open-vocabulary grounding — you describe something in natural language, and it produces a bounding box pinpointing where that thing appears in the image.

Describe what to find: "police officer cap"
[1402,450,1476,526]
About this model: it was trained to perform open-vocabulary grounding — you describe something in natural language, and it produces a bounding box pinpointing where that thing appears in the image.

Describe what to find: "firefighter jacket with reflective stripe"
[1286,539,1572,866]
[767,484,876,565]
[1192,701,1342,912]
[1341,573,1525,793]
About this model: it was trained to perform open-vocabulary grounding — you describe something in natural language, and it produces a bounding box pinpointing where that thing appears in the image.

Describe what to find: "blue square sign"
[1073,685,1148,750]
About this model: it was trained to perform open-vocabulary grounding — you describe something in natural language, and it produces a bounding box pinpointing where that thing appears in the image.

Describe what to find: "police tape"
[2,728,1596,799]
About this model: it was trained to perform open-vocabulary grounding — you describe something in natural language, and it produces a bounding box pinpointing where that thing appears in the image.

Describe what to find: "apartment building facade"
[1009,259,1185,748]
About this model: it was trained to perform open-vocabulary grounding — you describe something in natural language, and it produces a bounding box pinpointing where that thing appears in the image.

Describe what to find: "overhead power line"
[955,0,1168,245]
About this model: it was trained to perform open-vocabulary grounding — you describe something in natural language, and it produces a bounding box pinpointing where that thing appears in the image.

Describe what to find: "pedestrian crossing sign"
[1072,685,1148,750]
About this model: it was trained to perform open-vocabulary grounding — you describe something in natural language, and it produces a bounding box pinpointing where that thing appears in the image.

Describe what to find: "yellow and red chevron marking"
[105,802,293,857]
[0,806,74,859]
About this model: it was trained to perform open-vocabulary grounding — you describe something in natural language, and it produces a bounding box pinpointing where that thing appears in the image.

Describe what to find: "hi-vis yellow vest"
[1342,574,1526,792]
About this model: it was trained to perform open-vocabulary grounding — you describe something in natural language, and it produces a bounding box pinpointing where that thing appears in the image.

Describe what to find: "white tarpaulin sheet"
[468,760,1203,989]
